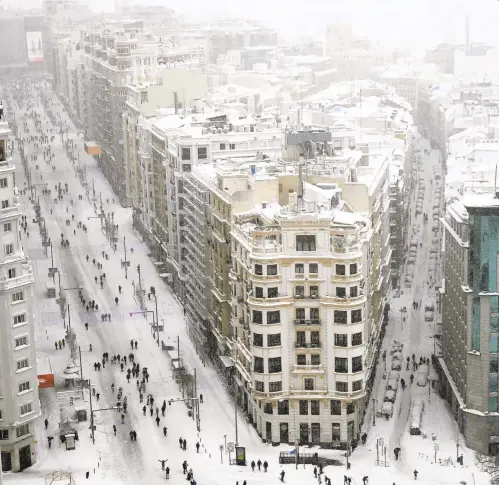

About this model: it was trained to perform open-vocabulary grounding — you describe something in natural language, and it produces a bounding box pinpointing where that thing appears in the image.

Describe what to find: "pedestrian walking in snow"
[44,418,49,429]
[196,442,200,453]
[156,416,160,427]
[362,477,369,485]
[165,467,170,479]
[183,439,187,450]
[413,470,418,480]
[113,424,116,435]
[280,470,285,482]
[263,461,268,472]
[314,467,317,478]
[159,459,167,470]
[182,461,188,474]
[200,394,203,403]
[163,426,167,436]
[142,405,146,416]
[179,437,183,449]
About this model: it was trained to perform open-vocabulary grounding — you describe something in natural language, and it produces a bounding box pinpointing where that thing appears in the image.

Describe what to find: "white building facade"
[231,194,370,447]
[0,117,40,472]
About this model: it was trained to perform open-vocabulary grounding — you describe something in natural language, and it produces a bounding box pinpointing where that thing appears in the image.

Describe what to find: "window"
[304,378,314,390]
[346,402,355,415]
[13,313,26,326]
[491,358,499,374]
[0,430,8,440]
[295,263,304,274]
[15,336,27,348]
[332,423,341,441]
[0,178,7,188]
[309,263,318,274]
[299,400,308,415]
[1,200,9,209]
[350,286,358,298]
[351,309,362,323]
[335,381,348,392]
[255,287,264,298]
[296,235,316,251]
[253,310,263,324]
[264,403,273,414]
[267,333,281,347]
[310,308,320,320]
[267,264,277,275]
[351,332,362,346]
[269,381,282,392]
[12,291,24,302]
[20,403,32,416]
[311,400,320,415]
[352,356,363,373]
[352,380,363,392]
[255,380,264,392]
[255,264,263,275]
[18,381,30,393]
[311,354,321,365]
[311,331,320,346]
[350,263,358,274]
[8,268,16,279]
[336,264,346,275]
[267,311,280,324]
[17,359,28,371]
[253,333,263,347]
[268,287,278,298]
[181,147,191,160]
[198,147,208,160]
[310,286,319,298]
[295,286,305,298]
[296,308,305,320]
[5,243,13,255]
[229,143,235,150]
[296,331,306,346]
[334,334,348,347]
[334,310,347,324]
[336,287,346,298]
[278,399,289,415]
[182,164,191,172]
[330,400,341,415]
[254,357,264,373]
[220,143,226,150]
[335,358,348,373]
[16,424,29,437]
[268,357,282,373]
[296,354,306,365]
[3,222,11,232]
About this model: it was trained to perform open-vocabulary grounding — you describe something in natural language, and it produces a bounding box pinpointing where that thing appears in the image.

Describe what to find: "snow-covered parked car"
[410,400,425,435]
[384,389,396,403]
[387,377,399,391]
[424,305,434,322]
[381,401,394,418]
[391,359,401,371]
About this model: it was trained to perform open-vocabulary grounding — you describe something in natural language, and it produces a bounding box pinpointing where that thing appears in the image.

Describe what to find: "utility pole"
[89,379,95,444]
[194,368,200,431]
[79,346,84,392]
[154,294,159,346]
[123,236,128,279]
[235,390,239,446]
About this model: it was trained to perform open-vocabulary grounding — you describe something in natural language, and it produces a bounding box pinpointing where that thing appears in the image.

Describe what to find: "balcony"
[292,364,325,374]
[294,293,320,300]
[294,319,321,326]
[250,272,281,282]
[248,292,293,305]
[295,342,322,349]
[331,270,364,283]
[322,292,365,304]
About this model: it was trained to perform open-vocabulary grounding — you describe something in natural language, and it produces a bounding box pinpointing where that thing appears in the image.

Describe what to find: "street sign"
[378,438,384,448]
[434,444,439,451]
[227,442,235,453]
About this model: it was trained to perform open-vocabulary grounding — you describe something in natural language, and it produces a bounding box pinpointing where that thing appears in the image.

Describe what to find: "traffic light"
[137,264,140,272]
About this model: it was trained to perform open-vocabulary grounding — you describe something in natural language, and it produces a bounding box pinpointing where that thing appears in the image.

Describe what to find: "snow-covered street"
[1,83,490,485]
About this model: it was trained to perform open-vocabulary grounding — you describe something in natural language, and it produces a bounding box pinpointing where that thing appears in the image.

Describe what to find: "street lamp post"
[129,310,157,344]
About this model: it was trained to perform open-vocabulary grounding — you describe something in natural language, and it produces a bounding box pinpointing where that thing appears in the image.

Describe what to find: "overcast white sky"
[25,0,499,48]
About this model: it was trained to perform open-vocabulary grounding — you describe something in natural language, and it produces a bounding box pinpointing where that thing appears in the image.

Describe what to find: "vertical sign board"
[235,446,246,466]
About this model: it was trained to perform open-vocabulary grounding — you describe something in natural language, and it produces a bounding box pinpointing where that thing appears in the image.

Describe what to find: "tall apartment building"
[0,114,40,472]
[230,183,371,446]
[439,196,499,455]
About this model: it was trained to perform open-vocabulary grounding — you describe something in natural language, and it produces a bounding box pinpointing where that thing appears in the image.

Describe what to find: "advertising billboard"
[26,31,44,62]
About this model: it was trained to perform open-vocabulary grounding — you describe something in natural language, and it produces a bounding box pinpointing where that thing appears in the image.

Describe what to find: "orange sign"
[38,373,54,388]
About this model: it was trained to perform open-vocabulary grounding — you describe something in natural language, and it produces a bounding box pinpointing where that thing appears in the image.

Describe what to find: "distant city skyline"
[11,0,499,49]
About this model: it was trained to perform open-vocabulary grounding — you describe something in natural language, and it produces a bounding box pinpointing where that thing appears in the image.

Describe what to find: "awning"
[219,355,234,368]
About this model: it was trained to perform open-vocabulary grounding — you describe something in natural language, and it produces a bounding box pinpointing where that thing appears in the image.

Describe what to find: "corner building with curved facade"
[231,190,372,448]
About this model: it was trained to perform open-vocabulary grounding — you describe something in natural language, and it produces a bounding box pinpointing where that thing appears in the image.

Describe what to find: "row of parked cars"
[381,342,404,419]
